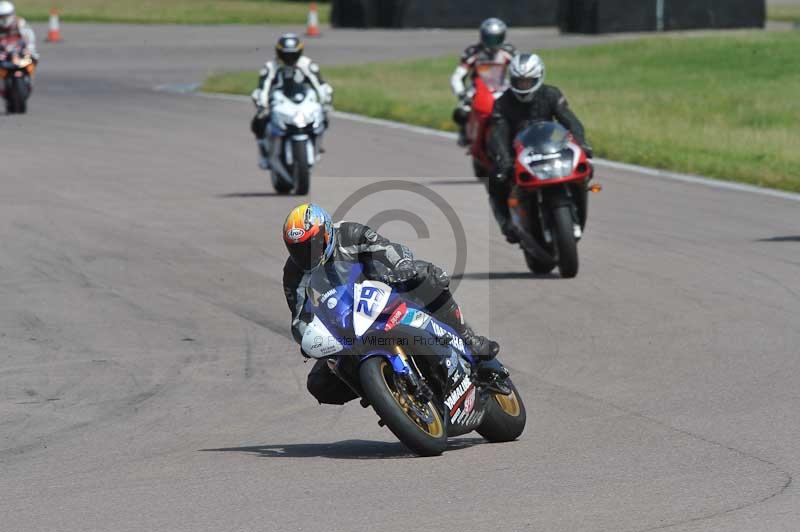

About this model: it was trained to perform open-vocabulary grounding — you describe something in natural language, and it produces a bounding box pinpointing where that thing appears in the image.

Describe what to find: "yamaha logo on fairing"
[320,288,336,302]
[444,378,473,412]
[286,228,306,241]
[431,321,465,354]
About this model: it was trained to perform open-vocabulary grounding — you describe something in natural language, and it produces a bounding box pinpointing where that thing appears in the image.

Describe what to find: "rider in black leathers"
[282,203,505,405]
[487,53,591,242]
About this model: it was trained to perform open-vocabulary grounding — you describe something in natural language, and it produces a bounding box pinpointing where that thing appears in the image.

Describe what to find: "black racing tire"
[553,205,579,278]
[472,158,489,182]
[524,250,555,275]
[10,77,27,114]
[359,357,447,457]
[292,140,310,196]
[476,378,527,443]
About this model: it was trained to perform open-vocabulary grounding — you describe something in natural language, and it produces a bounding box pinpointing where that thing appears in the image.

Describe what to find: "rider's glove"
[378,259,418,285]
[582,143,594,159]
[256,106,269,119]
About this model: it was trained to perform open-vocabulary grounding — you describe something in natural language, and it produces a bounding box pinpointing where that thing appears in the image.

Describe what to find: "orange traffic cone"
[306,2,321,37]
[46,9,62,42]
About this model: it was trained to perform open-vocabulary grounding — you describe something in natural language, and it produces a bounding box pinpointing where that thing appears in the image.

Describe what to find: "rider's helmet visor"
[288,230,326,272]
[511,77,539,91]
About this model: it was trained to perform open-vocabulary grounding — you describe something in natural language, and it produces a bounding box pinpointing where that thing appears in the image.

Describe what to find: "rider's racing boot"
[432,298,507,386]
[488,192,519,244]
[502,220,520,244]
[476,358,512,395]
[432,299,500,361]
[257,139,270,170]
[457,125,469,147]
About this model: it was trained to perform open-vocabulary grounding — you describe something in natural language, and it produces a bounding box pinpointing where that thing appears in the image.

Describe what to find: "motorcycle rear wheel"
[359,357,446,457]
[476,378,526,443]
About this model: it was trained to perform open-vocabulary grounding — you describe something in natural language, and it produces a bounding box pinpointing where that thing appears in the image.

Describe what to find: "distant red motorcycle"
[464,62,508,180]
[507,121,599,278]
[0,42,35,114]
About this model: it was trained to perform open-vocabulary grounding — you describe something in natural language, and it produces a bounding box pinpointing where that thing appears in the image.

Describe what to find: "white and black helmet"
[0,1,15,30]
[479,18,507,50]
[509,53,544,102]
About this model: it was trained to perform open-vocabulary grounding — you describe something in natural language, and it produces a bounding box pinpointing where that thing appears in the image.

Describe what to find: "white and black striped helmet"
[479,18,507,50]
[509,53,545,102]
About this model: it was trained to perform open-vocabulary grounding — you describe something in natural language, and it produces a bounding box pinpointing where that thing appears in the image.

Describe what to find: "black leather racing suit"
[486,85,588,233]
[283,222,476,405]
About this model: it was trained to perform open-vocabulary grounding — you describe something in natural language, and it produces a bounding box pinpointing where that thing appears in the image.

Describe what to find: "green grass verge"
[205,32,800,192]
[768,5,800,23]
[20,0,329,25]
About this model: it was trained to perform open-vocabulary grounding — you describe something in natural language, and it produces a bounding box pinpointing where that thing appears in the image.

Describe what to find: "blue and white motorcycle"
[267,75,326,196]
[301,261,526,456]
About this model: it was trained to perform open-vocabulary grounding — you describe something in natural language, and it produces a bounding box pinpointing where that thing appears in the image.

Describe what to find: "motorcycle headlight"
[531,150,574,180]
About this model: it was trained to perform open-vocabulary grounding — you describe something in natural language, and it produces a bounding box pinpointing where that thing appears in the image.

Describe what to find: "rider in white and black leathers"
[0,1,39,60]
[250,33,333,169]
[281,204,506,406]
[450,18,516,147]
[487,53,592,242]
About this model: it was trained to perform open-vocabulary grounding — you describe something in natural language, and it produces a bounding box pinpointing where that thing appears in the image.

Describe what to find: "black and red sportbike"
[0,42,35,114]
[507,121,601,278]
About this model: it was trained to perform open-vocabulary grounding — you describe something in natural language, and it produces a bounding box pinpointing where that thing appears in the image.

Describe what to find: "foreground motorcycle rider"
[250,33,333,170]
[282,203,507,405]
[487,53,592,242]
[450,18,516,147]
[0,1,38,60]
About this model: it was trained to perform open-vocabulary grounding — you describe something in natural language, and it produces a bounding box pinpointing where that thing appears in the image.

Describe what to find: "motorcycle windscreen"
[303,261,362,329]
[515,121,570,155]
[474,62,508,93]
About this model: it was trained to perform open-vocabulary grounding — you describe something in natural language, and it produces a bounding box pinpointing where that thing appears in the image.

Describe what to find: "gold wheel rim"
[494,390,521,417]
[379,360,444,438]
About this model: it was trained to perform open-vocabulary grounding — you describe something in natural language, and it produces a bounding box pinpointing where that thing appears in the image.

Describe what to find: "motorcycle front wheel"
[359,356,446,457]
[291,139,310,196]
[553,205,579,278]
[7,77,28,114]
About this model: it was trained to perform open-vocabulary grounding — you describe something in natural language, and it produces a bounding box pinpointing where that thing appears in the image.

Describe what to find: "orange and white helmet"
[283,203,336,271]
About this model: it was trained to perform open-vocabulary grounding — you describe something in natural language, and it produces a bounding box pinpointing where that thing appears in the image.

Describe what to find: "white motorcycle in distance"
[267,76,326,196]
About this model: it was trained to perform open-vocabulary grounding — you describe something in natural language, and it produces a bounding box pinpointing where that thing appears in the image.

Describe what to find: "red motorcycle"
[465,62,507,180]
[0,42,35,114]
[507,121,600,278]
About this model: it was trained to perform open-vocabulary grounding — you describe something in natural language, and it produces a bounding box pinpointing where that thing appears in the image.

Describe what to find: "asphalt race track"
[1,24,799,532]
